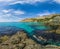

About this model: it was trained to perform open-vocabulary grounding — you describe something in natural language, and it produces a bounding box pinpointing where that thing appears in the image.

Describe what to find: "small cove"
[0,22,60,46]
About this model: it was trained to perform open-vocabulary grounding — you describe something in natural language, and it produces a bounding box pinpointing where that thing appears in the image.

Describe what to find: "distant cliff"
[20,14,60,25]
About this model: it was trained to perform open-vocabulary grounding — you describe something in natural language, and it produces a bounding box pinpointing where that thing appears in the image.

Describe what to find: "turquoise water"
[0,22,48,35]
[0,22,60,45]
[0,22,51,45]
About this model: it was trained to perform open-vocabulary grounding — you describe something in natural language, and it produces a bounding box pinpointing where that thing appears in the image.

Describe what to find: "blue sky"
[0,0,60,22]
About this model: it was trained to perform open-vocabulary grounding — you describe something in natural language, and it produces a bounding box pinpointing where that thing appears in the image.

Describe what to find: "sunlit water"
[0,22,48,33]
[0,22,60,46]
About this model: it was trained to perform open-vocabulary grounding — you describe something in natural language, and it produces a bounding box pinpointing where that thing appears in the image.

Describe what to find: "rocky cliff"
[21,14,60,24]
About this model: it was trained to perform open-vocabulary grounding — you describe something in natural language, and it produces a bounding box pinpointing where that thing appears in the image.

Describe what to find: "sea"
[0,22,48,34]
[0,22,60,45]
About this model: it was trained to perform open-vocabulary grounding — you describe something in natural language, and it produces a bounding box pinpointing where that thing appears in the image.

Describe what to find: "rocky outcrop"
[0,31,60,49]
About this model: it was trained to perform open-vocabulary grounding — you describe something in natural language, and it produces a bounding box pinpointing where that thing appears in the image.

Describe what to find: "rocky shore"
[0,31,60,49]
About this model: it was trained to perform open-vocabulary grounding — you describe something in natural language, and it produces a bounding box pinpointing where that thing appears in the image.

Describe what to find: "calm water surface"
[0,22,60,46]
[0,22,48,34]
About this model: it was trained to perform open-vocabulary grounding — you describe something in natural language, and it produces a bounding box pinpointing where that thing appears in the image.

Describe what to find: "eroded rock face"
[0,31,60,49]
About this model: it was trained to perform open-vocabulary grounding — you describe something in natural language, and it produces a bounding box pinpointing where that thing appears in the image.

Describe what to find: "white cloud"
[37,11,55,16]
[2,10,11,13]
[2,9,25,15]
[0,18,22,22]
[10,0,47,5]
[0,0,12,2]
[53,0,60,4]
[14,10,25,15]
[0,0,15,6]
[0,9,25,22]
[0,0,48,5]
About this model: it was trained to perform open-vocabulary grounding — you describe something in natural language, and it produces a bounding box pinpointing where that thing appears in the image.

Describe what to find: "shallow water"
[0,22,48,34]
[0,22,60,46]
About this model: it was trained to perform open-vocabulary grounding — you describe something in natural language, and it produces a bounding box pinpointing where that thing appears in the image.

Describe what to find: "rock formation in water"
[0,26,23,36]
[0,31,60,49]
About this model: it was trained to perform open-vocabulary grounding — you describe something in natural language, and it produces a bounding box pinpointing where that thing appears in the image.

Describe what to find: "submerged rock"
[0,26,24,36]
[33,29,60,41]
[0,31,60,49]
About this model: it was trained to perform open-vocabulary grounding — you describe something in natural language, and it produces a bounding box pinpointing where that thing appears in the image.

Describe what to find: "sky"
[0,0,60,22]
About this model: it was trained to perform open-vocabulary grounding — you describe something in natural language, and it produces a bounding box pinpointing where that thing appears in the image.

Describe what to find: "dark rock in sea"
[0,26,24,36]
[0,31,60,49]
[33,29,60,41]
